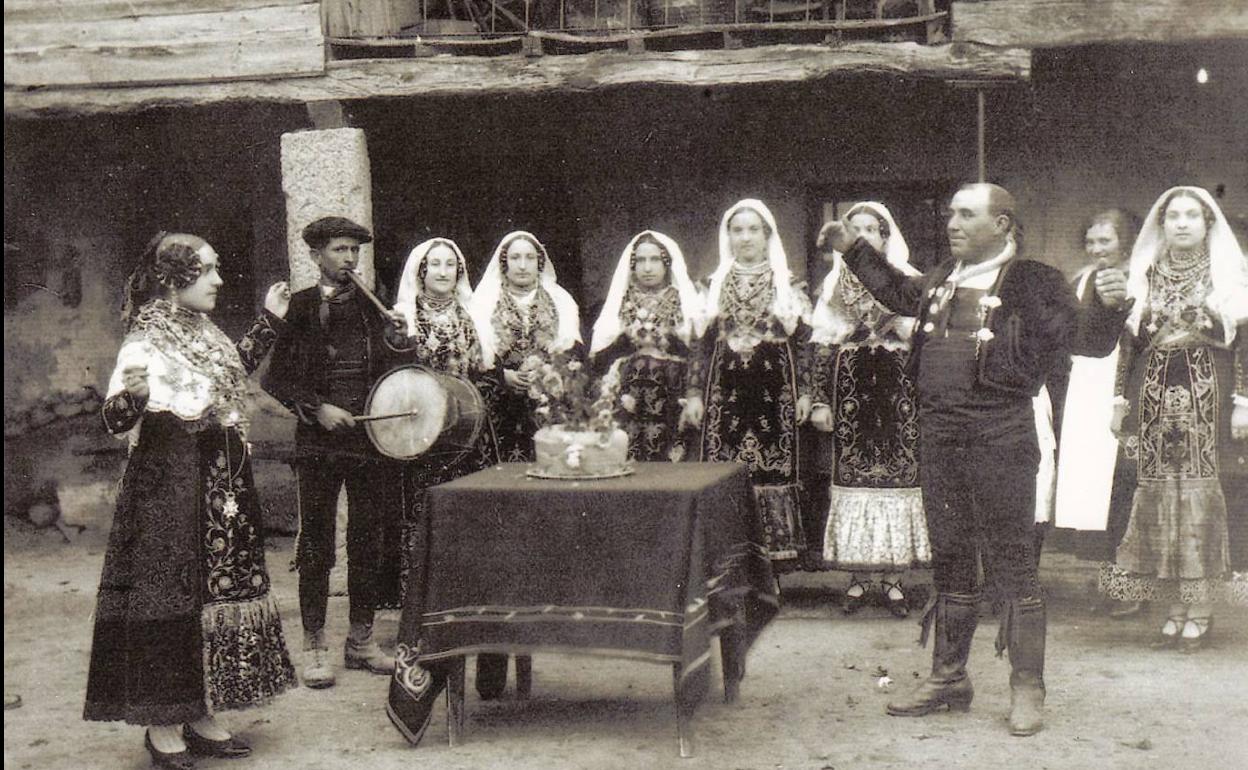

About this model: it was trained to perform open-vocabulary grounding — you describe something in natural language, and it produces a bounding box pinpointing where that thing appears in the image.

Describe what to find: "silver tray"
[524,466,635,480]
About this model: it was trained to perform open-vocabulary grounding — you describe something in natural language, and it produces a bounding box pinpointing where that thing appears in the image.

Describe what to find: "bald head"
[947,183,1016,263]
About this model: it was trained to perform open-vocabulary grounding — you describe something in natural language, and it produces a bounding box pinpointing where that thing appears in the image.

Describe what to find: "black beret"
[302,216,373,249]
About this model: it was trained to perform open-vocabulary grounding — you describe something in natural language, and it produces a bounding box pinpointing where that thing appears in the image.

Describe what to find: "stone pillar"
[279,127,376,293]
[279,126,375,595]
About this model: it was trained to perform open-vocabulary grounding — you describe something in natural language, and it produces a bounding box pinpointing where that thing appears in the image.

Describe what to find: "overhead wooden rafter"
[952,0,1248,49]
[4,40,1029,119]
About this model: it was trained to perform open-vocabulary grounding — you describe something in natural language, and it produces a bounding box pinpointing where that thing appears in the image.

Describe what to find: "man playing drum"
[263,216,412,690]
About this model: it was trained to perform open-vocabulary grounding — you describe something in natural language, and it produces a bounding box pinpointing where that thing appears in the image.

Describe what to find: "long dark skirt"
[85,414,295,725]
[618,352,692,462]
[1102,344,1247,605]
[821,344,929,571]
[700,338,804,564]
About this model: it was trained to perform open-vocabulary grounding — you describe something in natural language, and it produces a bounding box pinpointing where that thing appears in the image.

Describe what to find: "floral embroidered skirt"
[1101,345,1247,605]
[86,419,296,725]
[822,345,930,570]
[618,352,691,463]
[700,339,804,564]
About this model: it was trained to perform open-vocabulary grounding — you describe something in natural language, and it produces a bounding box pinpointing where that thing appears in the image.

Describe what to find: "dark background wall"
[5,39,1246,422]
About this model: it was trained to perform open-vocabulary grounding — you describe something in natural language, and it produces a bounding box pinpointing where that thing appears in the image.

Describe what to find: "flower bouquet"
[521,353,632,478]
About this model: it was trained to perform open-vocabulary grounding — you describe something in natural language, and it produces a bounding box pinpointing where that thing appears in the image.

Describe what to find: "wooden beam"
[2,0,311,25]
[953,0,1248,48]
[305,99,348,129]
[4,42,1031,118]
[3,3,324,87]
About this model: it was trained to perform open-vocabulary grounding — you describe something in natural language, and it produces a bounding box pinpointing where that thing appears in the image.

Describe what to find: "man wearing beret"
[824,184,1130,737]
[263,216,410,689]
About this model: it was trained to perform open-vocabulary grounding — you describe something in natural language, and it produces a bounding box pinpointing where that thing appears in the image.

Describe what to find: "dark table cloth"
[393,461,778,746]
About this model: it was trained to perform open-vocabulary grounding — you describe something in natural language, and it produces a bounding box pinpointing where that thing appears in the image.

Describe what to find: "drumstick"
[345,269,393,316]
[355,409,421,423]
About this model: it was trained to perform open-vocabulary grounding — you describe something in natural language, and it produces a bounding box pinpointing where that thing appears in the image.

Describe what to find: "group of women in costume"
[85,187,1246,766]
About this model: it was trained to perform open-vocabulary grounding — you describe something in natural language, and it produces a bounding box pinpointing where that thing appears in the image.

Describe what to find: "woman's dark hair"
[498,233,548,275]
[845,205,892,242]
[120,232,206,326]
[1157,189,1216,232]
[1081,208,1142,255]
[629,233,672,273]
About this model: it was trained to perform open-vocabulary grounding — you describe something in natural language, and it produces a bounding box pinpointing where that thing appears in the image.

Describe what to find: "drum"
[362,365,485,462]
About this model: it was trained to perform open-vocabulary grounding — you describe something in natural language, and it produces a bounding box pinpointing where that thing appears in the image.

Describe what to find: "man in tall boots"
[827,184,1129,735]
[263,217,411,689]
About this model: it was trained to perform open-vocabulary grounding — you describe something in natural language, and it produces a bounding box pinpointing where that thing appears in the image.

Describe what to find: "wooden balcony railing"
[324,0,949,58]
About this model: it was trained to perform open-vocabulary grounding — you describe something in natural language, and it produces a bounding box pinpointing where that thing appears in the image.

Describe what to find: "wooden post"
[515,655,533,699]
[306,100,348,130]
[673,664,694,758]
[446,657,466,746]
[977,89,986,183]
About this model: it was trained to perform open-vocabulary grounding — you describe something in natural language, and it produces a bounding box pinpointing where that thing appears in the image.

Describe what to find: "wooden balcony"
[324,0,950,59]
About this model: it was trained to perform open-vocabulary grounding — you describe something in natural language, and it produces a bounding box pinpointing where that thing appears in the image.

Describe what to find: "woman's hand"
[809,404,833,432]
[503,368,533,393]
[1232,402,1248,441]
[796,394,813,425]
[679,394,704,431]
[264,282,292,319]
[1110,400,1128,438]
[121,364,149,401]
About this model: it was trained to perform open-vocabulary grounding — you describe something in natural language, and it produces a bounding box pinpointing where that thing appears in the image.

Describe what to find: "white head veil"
[811,202,919,345]
[1126,186,1248,342]
[590,230,702,355]
[393,237,474,335]
[467,230,582,369]
[704,199,807,336]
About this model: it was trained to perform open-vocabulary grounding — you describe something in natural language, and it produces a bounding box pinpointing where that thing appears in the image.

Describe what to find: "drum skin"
[364,365,484,461]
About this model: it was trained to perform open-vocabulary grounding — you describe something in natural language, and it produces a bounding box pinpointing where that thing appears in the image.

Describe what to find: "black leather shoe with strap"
[144,731,196,770]
[182,726,252,759]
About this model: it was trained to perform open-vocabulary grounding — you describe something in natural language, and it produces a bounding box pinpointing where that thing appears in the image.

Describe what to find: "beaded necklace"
[1145,247,1211,335]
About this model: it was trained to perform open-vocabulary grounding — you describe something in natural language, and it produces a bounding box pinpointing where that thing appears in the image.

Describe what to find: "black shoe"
[144,730,196,770]
[843,580,872,615]
[880,580,910,619]
[182,725,252,759]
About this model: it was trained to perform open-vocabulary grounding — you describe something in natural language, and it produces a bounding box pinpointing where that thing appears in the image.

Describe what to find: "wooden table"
[388,462,778,757]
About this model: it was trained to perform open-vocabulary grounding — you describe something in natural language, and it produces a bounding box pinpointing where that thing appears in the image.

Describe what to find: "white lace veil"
[589,230,702,355]
[1126,186,1248,341]
[467,230,582,369]
[393,237,474,335]
[811,201,919,345]
[704,199,807,336]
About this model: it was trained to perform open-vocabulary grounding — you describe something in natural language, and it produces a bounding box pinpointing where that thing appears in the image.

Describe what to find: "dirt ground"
[4,516,1247,770]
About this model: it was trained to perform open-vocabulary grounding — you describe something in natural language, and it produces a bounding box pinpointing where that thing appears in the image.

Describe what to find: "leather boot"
[302,628,336,689]
[345,622,395,674]
[476,654,509,700]
[1005,597,1046,736]
[887,592,979,717]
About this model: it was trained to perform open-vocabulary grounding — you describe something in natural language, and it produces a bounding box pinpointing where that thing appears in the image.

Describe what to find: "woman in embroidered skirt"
[464,231,579,698]
[810,202,930,616]
[387,237,503,743]
[590,231,703,462]
[467,230,583,464]
[390,238,501,593]
[84,233,297,769]
[1101,186,1248,651]
[683,199,814,572]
